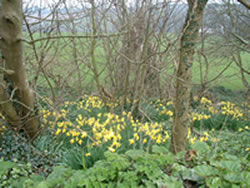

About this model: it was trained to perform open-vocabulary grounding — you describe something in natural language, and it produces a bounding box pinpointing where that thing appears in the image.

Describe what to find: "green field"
[24,33,250,92]
[193,52,250,90]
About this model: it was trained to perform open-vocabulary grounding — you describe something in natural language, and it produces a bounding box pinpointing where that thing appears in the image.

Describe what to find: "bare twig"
[23,32,128,44]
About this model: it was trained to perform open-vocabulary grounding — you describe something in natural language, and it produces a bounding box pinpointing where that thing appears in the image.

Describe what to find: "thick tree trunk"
[0,0,40,140]
[171,0,208,153]
[238,0,250,9]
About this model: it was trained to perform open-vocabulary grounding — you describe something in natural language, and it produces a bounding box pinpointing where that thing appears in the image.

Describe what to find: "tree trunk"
[238,0,250,9]
[171,0,208,153]
[0,0,40,140]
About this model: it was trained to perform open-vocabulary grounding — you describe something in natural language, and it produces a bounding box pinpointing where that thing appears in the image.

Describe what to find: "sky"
[23,0,80,8]
[23,0,226,8]
[24,0,186,7]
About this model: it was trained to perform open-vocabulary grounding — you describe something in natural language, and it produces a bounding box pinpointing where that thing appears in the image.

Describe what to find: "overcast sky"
[23,0,225,8]
[23,0,80,8]
[24,0,186,7]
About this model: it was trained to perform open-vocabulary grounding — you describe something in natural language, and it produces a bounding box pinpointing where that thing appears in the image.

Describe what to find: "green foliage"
[195,115,246,131]
[190,141,250,187]
[34,94,249,182]
[0,130,60,176]
[191,97,247,131]
[1,93,249,187]
[137,99,173,123]
[21,148,183,188]
[2,141,250,188]
[209,130,250,159]
[0,160,44,188]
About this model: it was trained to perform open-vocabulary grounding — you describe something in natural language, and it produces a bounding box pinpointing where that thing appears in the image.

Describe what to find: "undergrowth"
[0,92,249,187]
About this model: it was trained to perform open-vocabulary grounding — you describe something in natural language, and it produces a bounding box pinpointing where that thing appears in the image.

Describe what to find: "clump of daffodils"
[40,95,246,153]
[151,99,174,117]
[220,101,243,120]
[191,97,244,122]
[41,96,173,153]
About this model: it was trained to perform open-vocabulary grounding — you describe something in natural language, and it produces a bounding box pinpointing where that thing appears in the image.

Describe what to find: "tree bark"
[171,0,208,154]
[238,0,250,9]
[0,0,40,140]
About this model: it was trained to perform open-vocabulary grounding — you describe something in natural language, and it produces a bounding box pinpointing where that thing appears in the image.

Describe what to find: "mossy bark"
[0,0,40,140]
[171,0,208,153]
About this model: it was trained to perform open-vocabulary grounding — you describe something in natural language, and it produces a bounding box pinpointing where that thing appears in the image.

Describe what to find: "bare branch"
[23,32,128,44]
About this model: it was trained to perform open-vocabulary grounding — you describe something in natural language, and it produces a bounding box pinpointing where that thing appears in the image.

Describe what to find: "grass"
[193,52,250,90]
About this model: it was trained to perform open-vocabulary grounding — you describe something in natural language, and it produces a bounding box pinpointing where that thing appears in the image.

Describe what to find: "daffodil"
[108,147,116,153]
[78,139,83,145]
[189,137,197,144]
[85,153,91,157]
[55,128,61,135]
[70,138,75,144]
[129,139,135,145]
